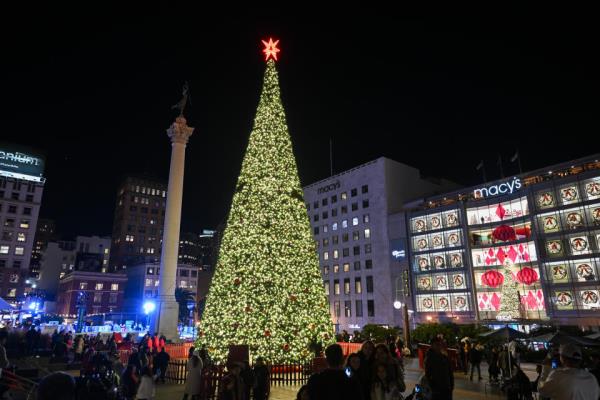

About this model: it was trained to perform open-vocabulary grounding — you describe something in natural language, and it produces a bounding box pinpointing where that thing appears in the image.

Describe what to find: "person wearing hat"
[538,343,600,400]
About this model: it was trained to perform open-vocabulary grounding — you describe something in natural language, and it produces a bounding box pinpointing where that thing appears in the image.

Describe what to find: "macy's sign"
[473,177,522,199]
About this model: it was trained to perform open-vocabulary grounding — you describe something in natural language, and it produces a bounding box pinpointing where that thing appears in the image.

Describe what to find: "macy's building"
[404,154,600,327]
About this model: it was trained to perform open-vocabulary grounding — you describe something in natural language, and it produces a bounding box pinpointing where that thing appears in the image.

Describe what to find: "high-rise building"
[109,176,167,271]
[303,157,457,332]
[178,230,217,270]
[30,218,56,278]
[0,144,46,303]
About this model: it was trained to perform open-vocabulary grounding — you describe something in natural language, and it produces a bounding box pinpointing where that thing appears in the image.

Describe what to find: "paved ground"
[154,358,541,400]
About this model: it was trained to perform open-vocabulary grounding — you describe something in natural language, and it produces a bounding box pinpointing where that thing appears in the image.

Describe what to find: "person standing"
[218,362,244,400]
[469,343,483,381]
[424,338,454,400]
[538,343,600,400]
[121,364,139,400]
[307,343,363,400]
[252,357,270,400]
[154,347,170,384]
[183,350,204,400]
[487,346,500,384]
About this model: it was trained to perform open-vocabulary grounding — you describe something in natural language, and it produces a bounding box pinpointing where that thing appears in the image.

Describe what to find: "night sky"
[1,9,599,238]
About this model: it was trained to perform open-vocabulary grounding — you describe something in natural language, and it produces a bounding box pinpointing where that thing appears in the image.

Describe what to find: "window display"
[555,291,574,310]
[470,222,532,246]
[414,251,466,272]
[416,292,471,312]
[467,197,529,225]
[537,192,555,209]
[560,185,580,205]
[471,241,537,267]
[539,213,560,233]
[579,289,600,309]
[411,209,461,233]
[584,178,600,200]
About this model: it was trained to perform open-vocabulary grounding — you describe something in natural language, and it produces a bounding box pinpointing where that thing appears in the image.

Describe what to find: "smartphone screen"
[551,360,558,369]
[415,384,421,393]
[345,367,352,377]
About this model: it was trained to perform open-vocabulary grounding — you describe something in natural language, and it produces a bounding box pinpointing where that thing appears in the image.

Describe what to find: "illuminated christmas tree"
[496,261,521,321]
[198,39,334,362]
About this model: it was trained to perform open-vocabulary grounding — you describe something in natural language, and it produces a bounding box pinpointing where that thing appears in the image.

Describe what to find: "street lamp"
[143,301,156,332]
[394,300,411,351]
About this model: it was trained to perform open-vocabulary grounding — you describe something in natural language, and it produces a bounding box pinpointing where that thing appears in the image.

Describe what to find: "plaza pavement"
[155,358,541,400]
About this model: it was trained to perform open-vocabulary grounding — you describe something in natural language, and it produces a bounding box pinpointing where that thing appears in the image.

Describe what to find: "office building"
[109,176,167,271]
[303,157,457,332]
[0,144,46,302]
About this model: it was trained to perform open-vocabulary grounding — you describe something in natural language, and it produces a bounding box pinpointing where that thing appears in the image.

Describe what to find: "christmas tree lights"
[198,46,333,363]
[496,261,521,321]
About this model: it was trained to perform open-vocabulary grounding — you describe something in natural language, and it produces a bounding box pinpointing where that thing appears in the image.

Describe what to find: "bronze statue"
[172,82,190,117]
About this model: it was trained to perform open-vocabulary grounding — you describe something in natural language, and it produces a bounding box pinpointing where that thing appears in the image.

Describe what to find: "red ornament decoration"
[516,267,538,285]
[492,224,516,242]
[234,278,241,286]
[481,270,504,288]
[289,294,297,302]
[264,330,271,337]
[283,343,290,351]
[244,306,252,313]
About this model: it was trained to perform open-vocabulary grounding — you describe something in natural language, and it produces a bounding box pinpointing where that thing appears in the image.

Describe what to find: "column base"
[151,295,180,343]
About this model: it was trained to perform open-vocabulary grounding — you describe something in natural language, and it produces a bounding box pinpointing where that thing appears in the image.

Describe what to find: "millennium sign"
[0,144,45,182]
[473,177,522,199]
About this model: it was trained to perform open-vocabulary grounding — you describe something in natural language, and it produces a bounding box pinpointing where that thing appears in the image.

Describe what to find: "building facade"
[303,157,457,332]
[56,271,127,317]
[37,235,111,300]
[0,144,46,303]
[178,230,217,270]
[109,176,167,271]
[30,218,56,279]
[405,154,600,327]
[123,262,200,313]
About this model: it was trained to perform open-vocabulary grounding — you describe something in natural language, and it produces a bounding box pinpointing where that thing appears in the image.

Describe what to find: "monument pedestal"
[153,295,180,341]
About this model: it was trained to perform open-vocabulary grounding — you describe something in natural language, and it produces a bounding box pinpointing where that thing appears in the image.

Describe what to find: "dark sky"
[1,9,599,238]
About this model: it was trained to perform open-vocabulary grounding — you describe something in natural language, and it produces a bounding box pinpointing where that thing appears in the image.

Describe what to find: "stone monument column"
[153,115,194,341]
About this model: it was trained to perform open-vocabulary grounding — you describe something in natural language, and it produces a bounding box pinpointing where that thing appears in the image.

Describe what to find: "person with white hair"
[182,349,204,400]
[538,343,600,400]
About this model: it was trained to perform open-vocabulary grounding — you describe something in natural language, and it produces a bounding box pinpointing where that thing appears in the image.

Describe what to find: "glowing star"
[261,38,280,61]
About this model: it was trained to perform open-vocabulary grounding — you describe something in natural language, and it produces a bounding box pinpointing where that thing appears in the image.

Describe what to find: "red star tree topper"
[262,38,280,61]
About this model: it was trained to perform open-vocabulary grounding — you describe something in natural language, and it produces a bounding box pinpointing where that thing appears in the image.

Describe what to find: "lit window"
[343,263,350,272]
[145,279,153,287]
[95,283,104,290]
[9,274,19,283]
[333,264,339,273]
[323,265,329,275]
[155,280,159,287]
[364,228,371,238]
[333,249,339,259]
[0,246,9,254]
[125,235,135,242]
[323,225,328,233]
[352,217,359,226]
[111,284,119,291]
[363,214,370,223]
[20,220,30,229]
[180,280,188,288]
[7,288,16,297]
[342,220,348,228]
[104,248,109,254]
[332,223,338,231]
[323,252,329,261]
[341,192,347,200]
[355,278,362,294]
[80,282,88,290]
[14,247,24,255]
[94,293,102,303]
[365,244,372,254]
[334,280,340,295]
[344,279,350,294]
[324,281,330,295]
[353,231,359,241]
[17,233,26,242]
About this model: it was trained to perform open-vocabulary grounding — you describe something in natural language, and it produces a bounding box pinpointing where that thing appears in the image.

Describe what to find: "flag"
[510,151,519,163]
[476,160,483,170]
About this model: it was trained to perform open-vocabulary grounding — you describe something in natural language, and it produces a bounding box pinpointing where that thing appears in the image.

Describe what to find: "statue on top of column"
[171,82,190,117]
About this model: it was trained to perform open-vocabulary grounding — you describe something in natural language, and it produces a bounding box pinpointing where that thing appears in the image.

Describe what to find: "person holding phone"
[538,344,600,400]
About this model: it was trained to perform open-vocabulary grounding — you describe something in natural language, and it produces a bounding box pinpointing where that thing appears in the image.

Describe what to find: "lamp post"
[143,301,156,332]
[394,300,411,351]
